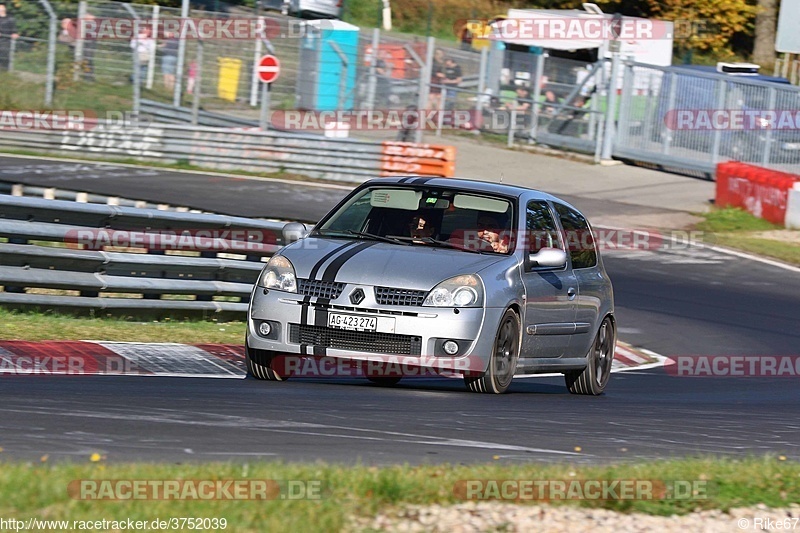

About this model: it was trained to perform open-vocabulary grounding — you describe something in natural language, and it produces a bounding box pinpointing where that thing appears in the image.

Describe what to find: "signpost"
[257,54,280,130]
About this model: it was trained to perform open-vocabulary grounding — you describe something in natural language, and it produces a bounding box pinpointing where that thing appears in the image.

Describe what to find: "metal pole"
[710,79,727,164]
[74,1,87,82]
[250,16,264,107]
[132,19,141,122]
[528,52,545,142]
[761,87,777,167]
[173,0,190,106]
[662,72,677,155]
[600,51,622,161]
[475,46,488,120]
[147,5,159,89]
[403,39,430,143]
[615,60,635,148]
[436,86,445,137]
[8,36,15,72]
[259,82,271,130]
[39,0,57,106]
[507,108,517,147]
[191,40,203,125]
[365,28,379,110]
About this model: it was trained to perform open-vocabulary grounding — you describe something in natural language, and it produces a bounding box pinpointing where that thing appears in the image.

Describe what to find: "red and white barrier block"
[716,162,800,226]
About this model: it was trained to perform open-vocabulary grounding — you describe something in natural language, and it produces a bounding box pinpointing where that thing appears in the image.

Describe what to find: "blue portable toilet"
[296,20,359,111]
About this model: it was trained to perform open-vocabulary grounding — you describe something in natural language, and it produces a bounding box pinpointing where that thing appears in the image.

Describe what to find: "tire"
[565,316,615,395]
[245,341,289,381]
[465,309,520,394]
[367,376,402,386]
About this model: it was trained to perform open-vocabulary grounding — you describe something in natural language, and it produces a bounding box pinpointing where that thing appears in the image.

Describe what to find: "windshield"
[315,186,516,254]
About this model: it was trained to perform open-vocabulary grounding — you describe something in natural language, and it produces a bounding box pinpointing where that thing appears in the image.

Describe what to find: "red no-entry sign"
[257,55,281,84]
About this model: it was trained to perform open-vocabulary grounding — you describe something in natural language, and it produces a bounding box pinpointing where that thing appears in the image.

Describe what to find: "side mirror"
[529,247,567,268]
[282,222,309,244]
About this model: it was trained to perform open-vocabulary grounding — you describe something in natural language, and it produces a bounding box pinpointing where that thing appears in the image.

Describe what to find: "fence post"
[147,4,159,89]
[615,59,635,149]
[38,0,57,107]
[661,72,677,155]
[761,86,777,167]
[74,1,87,81]
[250,16,265,107]
[528,52,545,142]
[507,108,517,147]
[365,28,379,110]
[191,40,203,126]
[173,0,190,106]
[475,46,488,128]
[600,52,621,161]
[132,19,141,122]
[710,79,727,164]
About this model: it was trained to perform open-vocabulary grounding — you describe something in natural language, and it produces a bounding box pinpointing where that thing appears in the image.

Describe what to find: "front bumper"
[246,283,505,373]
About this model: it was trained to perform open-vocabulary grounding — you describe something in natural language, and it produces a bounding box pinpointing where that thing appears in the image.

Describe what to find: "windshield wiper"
[316,229,409,245]
[386,235,486,254]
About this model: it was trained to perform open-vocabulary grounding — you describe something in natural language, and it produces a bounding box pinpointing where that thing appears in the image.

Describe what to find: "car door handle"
[567,287,577,300]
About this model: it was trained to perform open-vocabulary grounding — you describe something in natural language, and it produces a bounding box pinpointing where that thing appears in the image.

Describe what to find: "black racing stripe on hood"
[320,241,378,282]
[299,241,359,355]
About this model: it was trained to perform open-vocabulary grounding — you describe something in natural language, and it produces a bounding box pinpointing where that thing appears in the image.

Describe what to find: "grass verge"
[0,309,245,344]
[0,457,797,532]
[696,207,800,266]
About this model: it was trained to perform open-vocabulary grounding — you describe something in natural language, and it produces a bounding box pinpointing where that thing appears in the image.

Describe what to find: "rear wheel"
[565,316,615,395]
[465,309,520,394]
[245,341,289,381]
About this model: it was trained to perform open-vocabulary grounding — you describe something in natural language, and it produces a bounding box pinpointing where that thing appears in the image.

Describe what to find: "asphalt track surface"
[2,155,799,463]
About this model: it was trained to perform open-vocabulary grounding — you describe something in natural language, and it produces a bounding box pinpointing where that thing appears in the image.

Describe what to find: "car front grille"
[374,286,428,306]
[297,279,345,300]
[289,324,422,355]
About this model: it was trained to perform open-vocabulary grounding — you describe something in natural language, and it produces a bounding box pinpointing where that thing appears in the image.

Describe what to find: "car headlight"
[258,255,297,293]
[423,274,484,307]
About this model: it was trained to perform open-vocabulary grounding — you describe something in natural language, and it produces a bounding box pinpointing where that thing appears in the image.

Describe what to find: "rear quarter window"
[554,203,597,269]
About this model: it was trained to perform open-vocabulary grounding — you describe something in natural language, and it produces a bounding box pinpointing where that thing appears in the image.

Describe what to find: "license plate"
[328,313,378,332]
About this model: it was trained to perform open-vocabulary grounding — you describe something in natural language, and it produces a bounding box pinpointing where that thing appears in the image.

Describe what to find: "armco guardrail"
[0,122,456,183]
[0,195,285,315]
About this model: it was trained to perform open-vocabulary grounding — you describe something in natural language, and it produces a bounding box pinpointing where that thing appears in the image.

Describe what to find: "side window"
[525,201,562,255]
[554,203,597,269]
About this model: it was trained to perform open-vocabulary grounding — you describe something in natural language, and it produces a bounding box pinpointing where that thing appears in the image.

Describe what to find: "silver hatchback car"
[246,177,615,394]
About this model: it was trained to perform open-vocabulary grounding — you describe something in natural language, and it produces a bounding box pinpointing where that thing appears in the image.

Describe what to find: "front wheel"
[465,309,520,394]
[245,341,289,381]
[565,316,615,395]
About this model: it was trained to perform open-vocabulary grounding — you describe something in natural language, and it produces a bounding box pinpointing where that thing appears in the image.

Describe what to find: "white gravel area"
[355,502,800,532]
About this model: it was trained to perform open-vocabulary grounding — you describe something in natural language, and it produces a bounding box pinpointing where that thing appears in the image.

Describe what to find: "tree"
[752,0,777,67]
[644,0,758,57]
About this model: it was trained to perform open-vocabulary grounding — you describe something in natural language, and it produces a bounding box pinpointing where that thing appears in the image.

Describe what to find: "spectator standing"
[160,31,179,92]
[0,3,18,72]
[442,56,462,110]
[130,26,154,85]
[428,48,444,109]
